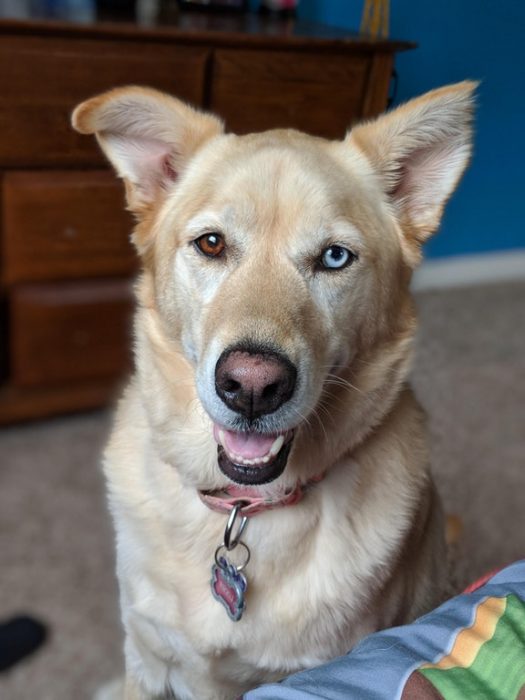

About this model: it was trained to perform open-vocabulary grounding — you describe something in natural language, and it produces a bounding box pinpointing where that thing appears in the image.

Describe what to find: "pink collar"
[199,473,325,517]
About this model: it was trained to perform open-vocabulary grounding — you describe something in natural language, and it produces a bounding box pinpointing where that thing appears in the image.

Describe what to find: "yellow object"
[421,597,507,671]
[360,0,390,38]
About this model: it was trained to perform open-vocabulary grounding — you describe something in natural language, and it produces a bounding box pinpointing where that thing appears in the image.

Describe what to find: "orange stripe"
[422,597,506,670]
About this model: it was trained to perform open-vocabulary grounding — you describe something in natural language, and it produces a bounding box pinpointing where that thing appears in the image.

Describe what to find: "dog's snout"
[215,346,296,420]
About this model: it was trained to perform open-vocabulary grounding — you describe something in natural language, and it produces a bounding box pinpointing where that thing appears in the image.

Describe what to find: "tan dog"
[72,81,476,700]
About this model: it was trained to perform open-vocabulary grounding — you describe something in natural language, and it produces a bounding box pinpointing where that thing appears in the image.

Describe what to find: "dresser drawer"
[211,49,370,138]
[10,280,134,388]
[0,35,208,167]
[2,171,136,284]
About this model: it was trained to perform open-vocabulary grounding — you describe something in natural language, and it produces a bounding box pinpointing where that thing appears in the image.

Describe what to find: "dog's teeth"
[223,434,287,467]
[230,452,255,466]
[269,435,285,457]
[226,451,271,467]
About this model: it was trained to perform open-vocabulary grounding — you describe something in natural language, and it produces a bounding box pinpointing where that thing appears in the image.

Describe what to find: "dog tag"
[211,556,247,622]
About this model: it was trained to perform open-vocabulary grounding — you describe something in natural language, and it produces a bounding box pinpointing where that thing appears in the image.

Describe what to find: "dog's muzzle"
[213,344,297,485]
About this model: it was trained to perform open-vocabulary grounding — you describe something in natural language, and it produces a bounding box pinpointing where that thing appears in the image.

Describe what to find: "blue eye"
[319,245,356,270]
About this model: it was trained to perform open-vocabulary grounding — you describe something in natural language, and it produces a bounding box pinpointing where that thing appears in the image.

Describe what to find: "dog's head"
[72,83,475,492]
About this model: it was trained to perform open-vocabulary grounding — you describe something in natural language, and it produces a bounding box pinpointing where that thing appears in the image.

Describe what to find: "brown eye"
[194,232,226,258]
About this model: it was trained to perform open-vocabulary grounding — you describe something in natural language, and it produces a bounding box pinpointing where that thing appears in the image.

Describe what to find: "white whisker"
[324,374,364,396]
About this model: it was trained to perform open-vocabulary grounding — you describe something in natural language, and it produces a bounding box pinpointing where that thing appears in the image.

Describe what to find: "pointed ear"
[71,86,223,217]
[348,81,477,251]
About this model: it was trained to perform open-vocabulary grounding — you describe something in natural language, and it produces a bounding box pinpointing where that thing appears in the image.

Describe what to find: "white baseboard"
[412,249,525,291]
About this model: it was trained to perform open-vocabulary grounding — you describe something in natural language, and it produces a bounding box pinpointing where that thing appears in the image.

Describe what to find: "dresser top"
[0,12,415,53]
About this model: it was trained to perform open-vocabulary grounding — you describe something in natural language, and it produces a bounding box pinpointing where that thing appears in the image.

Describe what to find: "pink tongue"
[213,425,277,460]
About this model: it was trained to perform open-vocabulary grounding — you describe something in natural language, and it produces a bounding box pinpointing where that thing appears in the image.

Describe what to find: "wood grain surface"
[2,171,136,284]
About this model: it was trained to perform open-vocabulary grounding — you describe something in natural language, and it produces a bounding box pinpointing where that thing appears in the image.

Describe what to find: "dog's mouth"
[213,424,294,486]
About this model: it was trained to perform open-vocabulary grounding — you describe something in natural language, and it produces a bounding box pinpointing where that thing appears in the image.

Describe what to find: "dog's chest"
[109,425,415,697]
[118,512,382,699]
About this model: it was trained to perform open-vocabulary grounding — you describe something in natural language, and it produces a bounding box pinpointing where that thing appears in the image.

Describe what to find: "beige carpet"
[1,281,524,700]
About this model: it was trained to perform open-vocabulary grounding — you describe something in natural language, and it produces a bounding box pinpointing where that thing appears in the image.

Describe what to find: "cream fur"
[73,82,476,700]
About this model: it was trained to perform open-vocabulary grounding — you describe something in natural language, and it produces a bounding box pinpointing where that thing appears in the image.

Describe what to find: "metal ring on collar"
[223,501,249,551]
[214,542,251,572]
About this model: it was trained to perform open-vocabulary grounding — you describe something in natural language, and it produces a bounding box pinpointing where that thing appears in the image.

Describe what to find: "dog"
[72,80,476,699]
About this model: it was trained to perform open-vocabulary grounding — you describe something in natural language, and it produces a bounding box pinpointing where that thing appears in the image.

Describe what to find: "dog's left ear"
[347,81,477,259]
[72,86,223,220]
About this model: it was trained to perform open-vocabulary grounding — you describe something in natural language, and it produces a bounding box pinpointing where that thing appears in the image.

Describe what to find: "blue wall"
[298,0,525,259]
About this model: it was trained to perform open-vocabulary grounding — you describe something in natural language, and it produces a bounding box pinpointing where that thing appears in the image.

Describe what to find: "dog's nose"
[215,346,296,420]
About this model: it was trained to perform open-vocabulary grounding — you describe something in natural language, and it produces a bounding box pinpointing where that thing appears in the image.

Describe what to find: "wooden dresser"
[0,14,414,423]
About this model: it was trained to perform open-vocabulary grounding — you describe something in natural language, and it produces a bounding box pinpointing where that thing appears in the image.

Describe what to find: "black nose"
[215,345,297,420]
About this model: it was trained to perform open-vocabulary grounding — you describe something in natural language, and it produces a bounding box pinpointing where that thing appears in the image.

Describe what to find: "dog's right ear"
[72,86,223,221]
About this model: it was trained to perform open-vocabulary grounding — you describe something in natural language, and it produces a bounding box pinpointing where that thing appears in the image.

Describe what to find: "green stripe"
[421,595,525,700]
